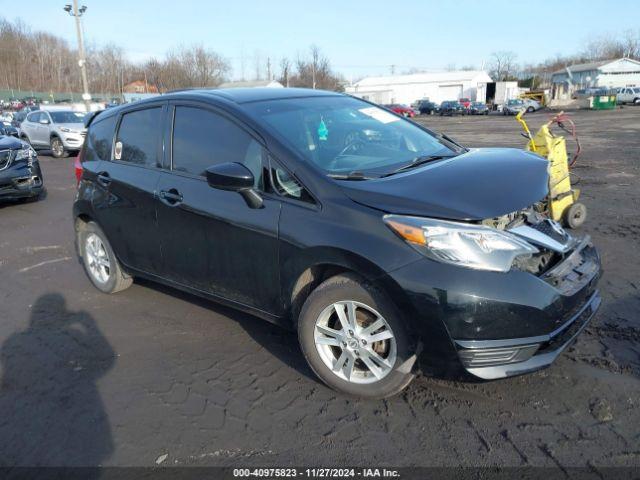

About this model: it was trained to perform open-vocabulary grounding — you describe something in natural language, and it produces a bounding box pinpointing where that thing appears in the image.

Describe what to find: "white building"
[345,70,493,105]
[551,58,640,100]
[218,80,284,89]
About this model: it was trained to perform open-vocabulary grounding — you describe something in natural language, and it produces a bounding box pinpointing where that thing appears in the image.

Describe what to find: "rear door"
[23,112,42,146]
[91,103,166,275]
[156,102,282,313]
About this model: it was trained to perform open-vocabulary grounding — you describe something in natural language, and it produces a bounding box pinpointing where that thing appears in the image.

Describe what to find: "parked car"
[469,102,489,115]
[11,110,28,128]
[0,136,44,202]
[616,87,640,105]
[458,98,471,109]
[20,109,86,158]
[503,98,541,115]
[73,88,601,398]
[383,104,415,118]
[0,122,20,137]
[414,100,439,115]
[439,100,466,116]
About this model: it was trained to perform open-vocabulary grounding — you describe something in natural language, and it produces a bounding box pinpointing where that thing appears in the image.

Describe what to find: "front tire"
[50,136,68,158]
[298,274,415,398]
[78,221,132,293]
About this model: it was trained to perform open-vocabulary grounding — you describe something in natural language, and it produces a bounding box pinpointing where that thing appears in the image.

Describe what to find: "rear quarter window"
[84,115,117,162]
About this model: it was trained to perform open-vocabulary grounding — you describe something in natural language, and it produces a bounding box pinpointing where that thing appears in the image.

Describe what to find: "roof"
[351,70,492,87]
[552,57,640,75]
[217,80,283,89]
[178,87,341,104]
[552,60,609,75]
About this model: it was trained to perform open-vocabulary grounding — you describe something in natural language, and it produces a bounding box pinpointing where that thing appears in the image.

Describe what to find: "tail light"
[75,145,84,186]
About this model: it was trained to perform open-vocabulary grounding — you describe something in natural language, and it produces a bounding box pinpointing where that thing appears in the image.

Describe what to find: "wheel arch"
[284,247,413,330]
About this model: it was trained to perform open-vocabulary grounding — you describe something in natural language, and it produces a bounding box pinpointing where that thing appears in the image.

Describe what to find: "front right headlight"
[15,145,37,166]
[384,215,538,272]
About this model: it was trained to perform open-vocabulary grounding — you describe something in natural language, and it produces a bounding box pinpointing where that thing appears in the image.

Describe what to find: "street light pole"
[65,2,91,112]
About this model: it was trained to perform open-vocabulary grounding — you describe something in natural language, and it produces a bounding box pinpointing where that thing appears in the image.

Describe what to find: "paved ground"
[0,108,639,471]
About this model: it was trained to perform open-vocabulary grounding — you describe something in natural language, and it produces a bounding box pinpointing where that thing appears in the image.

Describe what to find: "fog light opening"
[458,344,540,368]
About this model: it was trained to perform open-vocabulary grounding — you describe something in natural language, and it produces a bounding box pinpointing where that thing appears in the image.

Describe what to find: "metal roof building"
[344,70,493,106]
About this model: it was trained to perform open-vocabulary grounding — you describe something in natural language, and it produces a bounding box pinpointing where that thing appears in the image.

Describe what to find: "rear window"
[84,115,116,162]
[115,107,162,168]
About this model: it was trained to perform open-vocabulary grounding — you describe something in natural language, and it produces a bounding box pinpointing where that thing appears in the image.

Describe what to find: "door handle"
[96,171,112,187]
[159,188,183,206]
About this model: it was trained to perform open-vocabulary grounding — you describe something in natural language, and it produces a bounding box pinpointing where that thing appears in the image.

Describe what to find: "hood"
[56,122,86,131]
[0,135,24,150]
[339,148,549,221]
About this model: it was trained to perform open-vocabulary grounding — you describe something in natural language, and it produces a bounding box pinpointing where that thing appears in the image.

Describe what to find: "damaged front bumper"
[453,235,601,379]
[0,160,44,200]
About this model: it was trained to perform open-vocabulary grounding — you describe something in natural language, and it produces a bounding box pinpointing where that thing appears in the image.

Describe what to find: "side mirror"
[205,162,263,209]
[39,118,49,124]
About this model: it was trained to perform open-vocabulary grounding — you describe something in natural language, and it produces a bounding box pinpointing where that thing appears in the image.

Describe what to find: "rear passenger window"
[84,115,116,162]
[171,106,263,188]
[115,107,162,167]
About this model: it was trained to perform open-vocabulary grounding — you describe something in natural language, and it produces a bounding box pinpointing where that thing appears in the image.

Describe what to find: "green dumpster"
[590,89,617,110]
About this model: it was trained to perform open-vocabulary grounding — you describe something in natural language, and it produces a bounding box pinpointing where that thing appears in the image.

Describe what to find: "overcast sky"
[10,0,640,80]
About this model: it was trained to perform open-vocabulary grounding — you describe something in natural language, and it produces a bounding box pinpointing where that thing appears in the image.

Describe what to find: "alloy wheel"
[51,138,64,157]
[313,300,397,384]
[85,233,111,284]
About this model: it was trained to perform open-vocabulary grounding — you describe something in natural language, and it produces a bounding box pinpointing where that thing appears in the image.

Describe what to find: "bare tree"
[279,57,291,87]
[489,51,518,81]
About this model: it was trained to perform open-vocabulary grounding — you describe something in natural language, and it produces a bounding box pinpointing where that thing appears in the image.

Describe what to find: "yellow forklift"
[516,110,586,228]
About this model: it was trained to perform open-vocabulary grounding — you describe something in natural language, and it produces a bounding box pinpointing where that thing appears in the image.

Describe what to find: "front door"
[92,104,166,275]
[156,103,281,314]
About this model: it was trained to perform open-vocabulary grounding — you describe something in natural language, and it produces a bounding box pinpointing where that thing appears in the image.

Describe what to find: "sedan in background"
[0,136,44,202]
[458,98,471,109]
[383,104,415,118]
[439,101,466,116]
[1,122,20,137]
[503,99,541,115]
[469,102,489,115]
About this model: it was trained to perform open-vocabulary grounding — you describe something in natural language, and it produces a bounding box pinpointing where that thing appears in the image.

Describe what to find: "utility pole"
[266,57,271,81]
[64,2,91,112]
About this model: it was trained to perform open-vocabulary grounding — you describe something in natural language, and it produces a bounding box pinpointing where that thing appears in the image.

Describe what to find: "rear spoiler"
[83,110,102,128]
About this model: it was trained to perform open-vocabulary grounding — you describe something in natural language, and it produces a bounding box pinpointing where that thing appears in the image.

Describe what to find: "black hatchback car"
[73,88,601,398]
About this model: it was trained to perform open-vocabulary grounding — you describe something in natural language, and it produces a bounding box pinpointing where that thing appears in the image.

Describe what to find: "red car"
[383,103,415,118]
[458,98,471,109]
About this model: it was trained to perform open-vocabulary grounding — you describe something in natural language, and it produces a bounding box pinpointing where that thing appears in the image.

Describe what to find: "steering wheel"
[338,132,366,157]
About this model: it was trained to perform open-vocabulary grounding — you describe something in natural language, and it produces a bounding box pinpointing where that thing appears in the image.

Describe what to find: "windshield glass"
[507,99,523,105]
[246,96,455,177]
[49,111,86,124]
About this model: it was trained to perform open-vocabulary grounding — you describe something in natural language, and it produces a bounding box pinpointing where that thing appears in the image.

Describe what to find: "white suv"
[20,110,87,158]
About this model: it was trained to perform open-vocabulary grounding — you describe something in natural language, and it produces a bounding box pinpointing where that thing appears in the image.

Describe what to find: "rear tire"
[297,273,415,398]
[78,221,132,293]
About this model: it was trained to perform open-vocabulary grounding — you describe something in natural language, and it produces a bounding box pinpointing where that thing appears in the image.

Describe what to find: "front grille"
[0,149,14,170]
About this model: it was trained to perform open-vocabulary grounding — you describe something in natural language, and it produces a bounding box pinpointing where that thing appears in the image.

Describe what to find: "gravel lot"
[0,108,638,472]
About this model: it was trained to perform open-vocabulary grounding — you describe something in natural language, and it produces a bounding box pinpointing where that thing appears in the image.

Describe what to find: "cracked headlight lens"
[384,214,538,272]
[15,146,37,166]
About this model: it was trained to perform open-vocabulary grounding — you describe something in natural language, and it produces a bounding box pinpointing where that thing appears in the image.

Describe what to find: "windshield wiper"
[382,154,455,177]
[327,171,374,181]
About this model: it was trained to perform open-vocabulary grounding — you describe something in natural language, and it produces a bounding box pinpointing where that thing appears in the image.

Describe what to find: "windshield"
[49,111,86,124]
[246,96,455,177]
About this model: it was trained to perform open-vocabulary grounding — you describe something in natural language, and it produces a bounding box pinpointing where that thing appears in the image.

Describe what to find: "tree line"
[0,17,343,96]
[488,30,640,88]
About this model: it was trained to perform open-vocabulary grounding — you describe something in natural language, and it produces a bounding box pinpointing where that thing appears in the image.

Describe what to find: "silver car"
[502,98,541,115]
[617,87,640,105]
[20,110,86,158]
